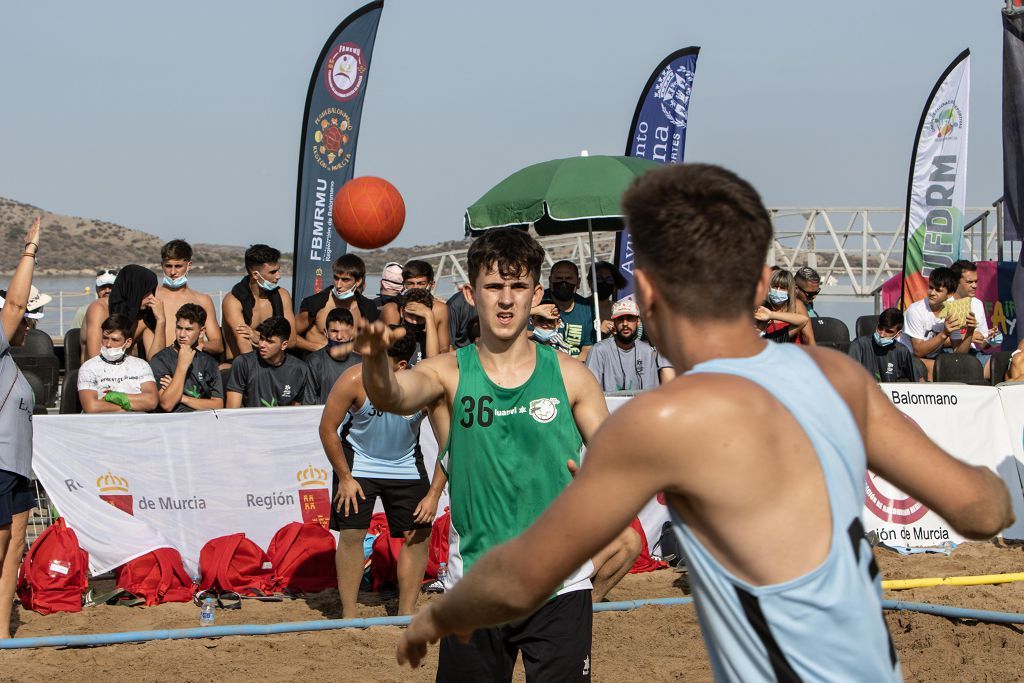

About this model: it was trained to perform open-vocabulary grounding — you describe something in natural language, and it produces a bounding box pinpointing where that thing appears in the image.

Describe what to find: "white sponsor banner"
[33,407,452,577]
[995,382,1024,524]
[868,384,1024,546]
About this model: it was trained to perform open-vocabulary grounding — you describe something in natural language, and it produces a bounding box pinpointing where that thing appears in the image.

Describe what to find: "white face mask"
[332,286,356,300]
[100,345,126,362]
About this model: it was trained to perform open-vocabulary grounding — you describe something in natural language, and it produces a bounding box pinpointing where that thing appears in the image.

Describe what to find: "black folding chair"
[59,369,83,414]
[811,316,850,353]
[989,351,1013,385]
[855,315,879,339]
[933,353,985,385]
[63,327,82,373]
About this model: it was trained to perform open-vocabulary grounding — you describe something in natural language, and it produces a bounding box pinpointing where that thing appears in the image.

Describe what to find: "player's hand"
[353,320,406,358]
[531,304,559,320]
[943,316,958,336]
[403,301,433,321]
[334,476,365,516]
[601,319,614,336]
[24,216,41,251]
[413,492,440,524]
[753,306,772,322]
[143,294,165,322]
[159,375,172,390]
[177,343,196,366]
[397,603,466,669]
[235,324,255,343]
[964,313,977,331]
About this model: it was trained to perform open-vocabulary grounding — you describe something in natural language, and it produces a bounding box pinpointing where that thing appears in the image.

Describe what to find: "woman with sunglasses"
[0,217,41,638]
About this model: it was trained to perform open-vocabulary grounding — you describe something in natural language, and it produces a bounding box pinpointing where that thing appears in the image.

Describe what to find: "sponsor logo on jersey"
[528,397,560,424]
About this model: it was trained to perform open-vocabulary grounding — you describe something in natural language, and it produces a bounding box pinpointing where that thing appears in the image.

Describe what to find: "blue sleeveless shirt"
[674,342,900,682]
[341,397,425,480]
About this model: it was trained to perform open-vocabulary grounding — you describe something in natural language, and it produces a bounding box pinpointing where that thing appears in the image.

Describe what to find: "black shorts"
[0,469,35,527]
[329,472,431,537]
[436,589,593,683]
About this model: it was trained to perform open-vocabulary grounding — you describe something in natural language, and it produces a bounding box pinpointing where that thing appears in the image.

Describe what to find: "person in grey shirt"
[446,287,476,349]
[226,316,314,408]
[585,298,674,392]
[307,307,362,404]
[0,216,42,639]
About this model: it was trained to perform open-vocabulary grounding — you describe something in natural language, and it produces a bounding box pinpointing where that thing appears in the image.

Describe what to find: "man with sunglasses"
[794,266,821,318]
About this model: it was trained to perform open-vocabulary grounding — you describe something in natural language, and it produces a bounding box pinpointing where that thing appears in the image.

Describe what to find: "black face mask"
[551,282,575,301]
[596,282,616,299]
[404,321,426,335]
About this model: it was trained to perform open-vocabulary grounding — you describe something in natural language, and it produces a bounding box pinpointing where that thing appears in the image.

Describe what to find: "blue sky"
[0,1,1007,250]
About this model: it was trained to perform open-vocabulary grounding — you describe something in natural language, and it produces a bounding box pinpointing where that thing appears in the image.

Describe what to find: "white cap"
[96,270,117,288]
[0,285,51,319]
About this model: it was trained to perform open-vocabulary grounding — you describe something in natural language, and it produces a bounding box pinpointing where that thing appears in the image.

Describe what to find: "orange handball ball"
[332,176,406,250]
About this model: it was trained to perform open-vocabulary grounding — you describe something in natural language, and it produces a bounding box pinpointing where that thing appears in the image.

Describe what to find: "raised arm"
[1,217,40,340]
[355,321,445,415]
[864,378,1014,538]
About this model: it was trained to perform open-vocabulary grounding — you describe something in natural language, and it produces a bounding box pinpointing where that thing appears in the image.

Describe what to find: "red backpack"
[17,518,90,614]
[267,522,336,594]
[369,514,405,592]
[198,533,275,596]
[424,509,451,580]
[112,547,195,606]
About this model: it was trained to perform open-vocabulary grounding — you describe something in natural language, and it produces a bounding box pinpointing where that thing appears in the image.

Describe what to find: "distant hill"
[0,197,469,277]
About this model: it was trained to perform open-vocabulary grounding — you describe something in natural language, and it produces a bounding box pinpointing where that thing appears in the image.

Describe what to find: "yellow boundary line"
[882,572,1024,591]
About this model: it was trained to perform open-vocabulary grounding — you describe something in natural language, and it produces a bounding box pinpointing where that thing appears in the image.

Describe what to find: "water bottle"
[942,541,955,556]
[436,562,448,590]
[200,597,215,627]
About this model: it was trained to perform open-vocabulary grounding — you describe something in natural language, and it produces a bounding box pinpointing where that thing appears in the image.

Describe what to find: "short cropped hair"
[878,308,904,330]
[403,260,434,282]
[398,287,434,310]
[466,227,545,287]
[333,253,366,281]
[550,260,580,278]
[928,267,958,294]
[951,259,977,280]
[326,307,354,327]
[244,244,281,272]
[101,313,134,339]
[161,239,193,262]
[255,315,290,342]
[386,325,418,362]
[795,266,820,285]
[622,163,773,319]
[175,302,206,327]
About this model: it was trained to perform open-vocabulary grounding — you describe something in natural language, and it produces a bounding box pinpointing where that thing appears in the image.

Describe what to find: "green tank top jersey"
[441,343,593,594]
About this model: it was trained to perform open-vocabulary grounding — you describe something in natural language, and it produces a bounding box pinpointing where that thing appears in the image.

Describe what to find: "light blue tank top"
[675,342,901,682]
[341,397,425,480]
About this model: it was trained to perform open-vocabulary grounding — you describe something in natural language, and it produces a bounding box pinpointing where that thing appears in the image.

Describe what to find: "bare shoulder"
[222,291,238,305]
[279,288,294,306]
[414,350,458,376]
[194,291,215,308]
[557,351,600,388]
[800,345,871,417]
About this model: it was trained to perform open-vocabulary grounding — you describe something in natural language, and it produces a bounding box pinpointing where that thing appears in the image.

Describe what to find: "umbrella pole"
[588,219,601,338]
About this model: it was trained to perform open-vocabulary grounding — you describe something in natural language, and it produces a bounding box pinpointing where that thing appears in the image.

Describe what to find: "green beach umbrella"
[464,154,661,333]
[464,154,661,235]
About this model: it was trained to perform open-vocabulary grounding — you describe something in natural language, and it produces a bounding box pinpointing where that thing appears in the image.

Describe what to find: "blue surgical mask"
[327,338,351,349]
[767,289,789,306]
[991,332,1004,346]
[873,331,896,347]
[332,286,355,300]
[533,328,557,342]
[256,272,279,292]
[162,275,187,289]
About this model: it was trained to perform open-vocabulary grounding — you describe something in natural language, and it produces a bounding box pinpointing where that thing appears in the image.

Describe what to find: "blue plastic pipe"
[3,596,1020,650]
[0,597,693,650]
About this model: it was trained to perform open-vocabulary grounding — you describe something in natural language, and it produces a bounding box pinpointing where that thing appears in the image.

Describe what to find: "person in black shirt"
[446,286,476,349]
[226,316,314,408]
[307,307,362,404]
[296,254,379,353]
[150,303,224,412]
[848,307,921,383]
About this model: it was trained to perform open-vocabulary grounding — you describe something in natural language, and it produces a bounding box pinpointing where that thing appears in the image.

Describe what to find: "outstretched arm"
[1,217,40,341]
[355,321,445,414]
